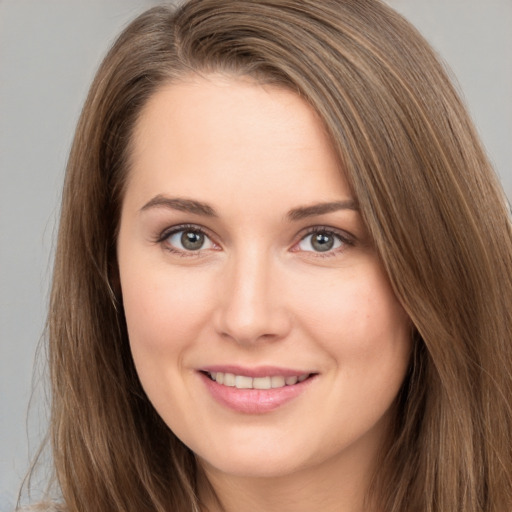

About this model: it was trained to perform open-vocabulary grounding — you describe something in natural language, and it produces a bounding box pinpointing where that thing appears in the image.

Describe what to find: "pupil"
[312,233,334,252]
[181,231,204,250]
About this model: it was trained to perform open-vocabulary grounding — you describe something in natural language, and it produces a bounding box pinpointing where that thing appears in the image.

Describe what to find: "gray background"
[1,1,511,509]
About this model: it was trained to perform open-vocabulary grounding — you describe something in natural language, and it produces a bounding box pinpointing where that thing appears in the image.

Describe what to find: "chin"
[194,437,320,480]
[200,455,304,480]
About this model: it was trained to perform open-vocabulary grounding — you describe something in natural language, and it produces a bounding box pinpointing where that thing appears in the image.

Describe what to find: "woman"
[22,0,512,511]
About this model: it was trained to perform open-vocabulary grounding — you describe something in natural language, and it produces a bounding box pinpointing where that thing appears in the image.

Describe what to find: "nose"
[214,249,292,345]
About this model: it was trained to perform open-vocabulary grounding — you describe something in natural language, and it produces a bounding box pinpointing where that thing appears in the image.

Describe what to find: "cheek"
[120,265,216,358]
[120,264,220,426]
[292,265,411,371]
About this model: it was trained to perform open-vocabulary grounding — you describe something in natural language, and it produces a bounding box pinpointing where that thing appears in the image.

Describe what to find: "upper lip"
[199,365,315,378]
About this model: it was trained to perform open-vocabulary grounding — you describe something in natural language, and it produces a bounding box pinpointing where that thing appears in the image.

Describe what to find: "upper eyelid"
[297,226,355,243]
[157,223,214,243]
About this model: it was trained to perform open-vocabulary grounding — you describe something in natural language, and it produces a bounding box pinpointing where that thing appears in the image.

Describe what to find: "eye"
[296,229,351,254]
[162,226,216,253]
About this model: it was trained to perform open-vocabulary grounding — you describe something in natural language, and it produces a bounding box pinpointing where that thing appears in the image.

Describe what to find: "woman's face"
[117,75,411,480]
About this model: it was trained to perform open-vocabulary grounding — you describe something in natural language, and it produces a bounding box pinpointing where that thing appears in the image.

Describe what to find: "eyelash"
[297,227,355,258]
[155,224,217,258]
[155,224,355,258]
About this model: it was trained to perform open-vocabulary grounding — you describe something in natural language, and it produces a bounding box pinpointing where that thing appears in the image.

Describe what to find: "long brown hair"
[26,1,512,511]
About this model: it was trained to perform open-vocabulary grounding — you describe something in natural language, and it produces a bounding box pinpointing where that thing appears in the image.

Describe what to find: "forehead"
[125,74,350,212]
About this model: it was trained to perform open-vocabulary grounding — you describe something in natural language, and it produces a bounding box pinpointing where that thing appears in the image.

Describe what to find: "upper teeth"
[209,372,310,389]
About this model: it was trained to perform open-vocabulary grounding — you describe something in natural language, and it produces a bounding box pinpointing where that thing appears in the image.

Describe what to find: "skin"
[117,75,412,512]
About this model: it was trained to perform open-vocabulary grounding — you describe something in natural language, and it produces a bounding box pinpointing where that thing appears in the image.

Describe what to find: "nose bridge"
[216,244,290,344]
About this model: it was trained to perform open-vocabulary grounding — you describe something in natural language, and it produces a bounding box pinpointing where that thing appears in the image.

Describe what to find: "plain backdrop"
[1,1,511,510]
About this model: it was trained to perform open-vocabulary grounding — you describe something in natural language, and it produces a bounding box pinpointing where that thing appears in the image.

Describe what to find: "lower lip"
[199,372,315,414]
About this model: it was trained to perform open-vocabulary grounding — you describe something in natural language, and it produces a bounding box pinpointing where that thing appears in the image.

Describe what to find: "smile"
[199,368,317,413]
[206,372,311,389]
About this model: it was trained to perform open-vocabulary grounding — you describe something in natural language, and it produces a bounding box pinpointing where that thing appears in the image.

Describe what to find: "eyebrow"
[140,195,218,217]
[286,200,358,221]
[140,195,358,220]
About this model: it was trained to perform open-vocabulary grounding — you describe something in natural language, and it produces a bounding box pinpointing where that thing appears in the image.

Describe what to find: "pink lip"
[198,367,316,414]
[200,365,311,378]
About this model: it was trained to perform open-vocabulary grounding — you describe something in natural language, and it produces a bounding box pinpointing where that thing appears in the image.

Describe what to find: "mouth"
[201,370,315,390]
[198,367,317,413]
